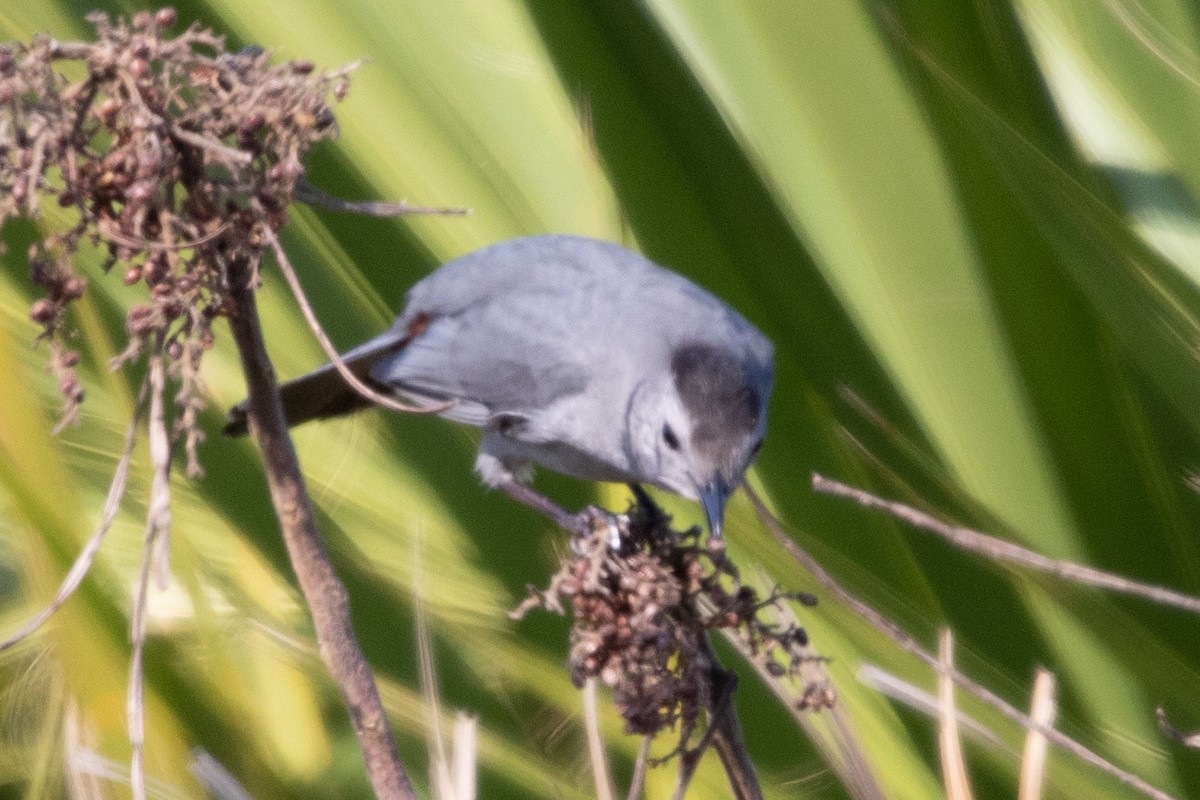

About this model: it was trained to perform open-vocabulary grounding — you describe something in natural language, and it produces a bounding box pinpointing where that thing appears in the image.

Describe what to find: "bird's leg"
[627,482,669,527]
[497,479,596,538]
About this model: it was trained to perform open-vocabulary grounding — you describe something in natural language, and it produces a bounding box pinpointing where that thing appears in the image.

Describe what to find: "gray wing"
[369,285,592,429]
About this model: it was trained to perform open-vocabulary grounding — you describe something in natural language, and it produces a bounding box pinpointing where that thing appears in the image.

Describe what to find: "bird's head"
[629,342,771,537]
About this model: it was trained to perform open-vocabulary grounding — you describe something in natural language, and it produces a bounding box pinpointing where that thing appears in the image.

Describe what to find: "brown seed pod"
[154,7,177,28]
[30,299,56,324]
[61,276,87,301]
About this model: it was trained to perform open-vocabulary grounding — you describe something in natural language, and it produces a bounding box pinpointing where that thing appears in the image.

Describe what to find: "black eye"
[662,424,680,450]
[749,439,764,458]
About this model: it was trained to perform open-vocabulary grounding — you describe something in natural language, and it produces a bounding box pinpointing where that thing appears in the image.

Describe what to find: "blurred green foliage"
[3,1,1200,798]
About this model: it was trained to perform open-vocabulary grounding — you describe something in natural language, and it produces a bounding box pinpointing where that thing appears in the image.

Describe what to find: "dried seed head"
[516,496,823,751]
[6,9,356,458]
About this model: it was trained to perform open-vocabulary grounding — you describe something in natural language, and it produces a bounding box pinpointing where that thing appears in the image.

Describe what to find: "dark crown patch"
[670,343,759,461]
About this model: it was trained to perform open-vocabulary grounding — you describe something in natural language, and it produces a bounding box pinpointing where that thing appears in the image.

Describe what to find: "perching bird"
[225,234,773,536]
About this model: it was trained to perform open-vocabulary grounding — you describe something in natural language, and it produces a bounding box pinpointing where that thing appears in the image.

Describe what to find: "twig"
[0,374,148,653]
[1156,708,1200,748]
[667,640,761,800]
[812,474,1200,615]
[745,483,1181,800]
[96,218,231,251]
[1020,670,1056,800]
[704,662,764,800]
[729,574,884,799]
[295,179,469,217]
[254,210,453,417]
[938,630,975,800]
[224,251,418,800]
[583,679,616,800]
[43,40,93,60]
[169,125,253,166]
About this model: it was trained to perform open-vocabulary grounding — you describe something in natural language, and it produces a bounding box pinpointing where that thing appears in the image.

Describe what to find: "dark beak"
[698,479,731,538]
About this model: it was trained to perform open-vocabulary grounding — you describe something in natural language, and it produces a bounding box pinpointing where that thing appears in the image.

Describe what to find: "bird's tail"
[223,332,404,437]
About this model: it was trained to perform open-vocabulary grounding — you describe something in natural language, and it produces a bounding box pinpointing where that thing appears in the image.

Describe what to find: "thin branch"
[1156,708,1200,748]
[169,125,253,166]
[295,179,469,217]
[224,251,418,800]
[0,375,148,653]
[626,737,651,800]
[96,218,231,251]
[254,210,454,417]
[726,570,884,800]
[744,483,1181,800]
[1019,670,1056,800]
[938,630,975,800]
[583,679,616,800]
[44,40,97,60]
[699,650,763,800]
[812,474,1200,616]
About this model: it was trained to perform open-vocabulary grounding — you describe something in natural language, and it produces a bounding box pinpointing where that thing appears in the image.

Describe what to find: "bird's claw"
[568,506,623,555]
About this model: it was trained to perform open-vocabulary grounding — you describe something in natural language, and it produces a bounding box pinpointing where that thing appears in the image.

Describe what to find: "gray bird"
[225,234,774,536]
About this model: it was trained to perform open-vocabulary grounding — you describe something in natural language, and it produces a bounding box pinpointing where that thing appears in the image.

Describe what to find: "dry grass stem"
[626,736,651,800]
[450,715,477,800]
[127,351,169,800]
[414,536,462,800]
[937,630,975,800]
[0,374,148,653]
[256,215,454,417]
[856,665,1006,750]
[295,178,469,217]
[583,678,616,800]
[189,750,255,800]
[746,483,1181,800]
[1019,669,1056,800]
[812,474,1200,615]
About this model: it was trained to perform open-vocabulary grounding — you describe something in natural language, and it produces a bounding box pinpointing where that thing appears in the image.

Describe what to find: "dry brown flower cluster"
[0,9,348,469]
[514,497,829,753]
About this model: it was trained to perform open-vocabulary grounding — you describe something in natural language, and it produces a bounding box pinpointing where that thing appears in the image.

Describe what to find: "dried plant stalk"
[1,11,421,799]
